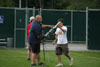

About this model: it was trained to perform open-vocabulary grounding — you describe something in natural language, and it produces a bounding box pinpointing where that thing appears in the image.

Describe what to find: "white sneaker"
[56,64,63,66]
[69,58,73,65]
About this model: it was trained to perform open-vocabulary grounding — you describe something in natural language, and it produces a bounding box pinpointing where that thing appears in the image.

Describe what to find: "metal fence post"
[19,0,21,8]
[33,7,35,16]
[25,7,28,48]
[39,8,42,16]
[71,11,73,43]
[86,7,88,49]
[14,8,16,48]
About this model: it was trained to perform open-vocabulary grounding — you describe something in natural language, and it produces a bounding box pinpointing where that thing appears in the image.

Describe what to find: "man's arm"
[52,34,58,45]
[42,25,52,28]
[59,27,67,32]
[34,26,42,40]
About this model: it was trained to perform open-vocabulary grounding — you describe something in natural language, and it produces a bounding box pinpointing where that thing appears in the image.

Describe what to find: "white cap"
[30,16,35,22]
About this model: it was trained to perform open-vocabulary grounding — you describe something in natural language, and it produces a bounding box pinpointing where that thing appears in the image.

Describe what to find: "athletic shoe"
[27,58,31,61]
[31,64,37,66]
[56,64,63,66]
[38,62,45,65]
[69,58,73,65]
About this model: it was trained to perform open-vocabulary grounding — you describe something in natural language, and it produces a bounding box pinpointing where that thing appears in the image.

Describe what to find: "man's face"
[38,16,42,23]
[36,16,42,23]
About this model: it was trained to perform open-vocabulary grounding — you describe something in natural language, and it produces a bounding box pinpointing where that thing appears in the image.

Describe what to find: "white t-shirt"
[55,26,68,44]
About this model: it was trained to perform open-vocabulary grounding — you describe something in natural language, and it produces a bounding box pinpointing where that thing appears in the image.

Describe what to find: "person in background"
[27,16,35,61]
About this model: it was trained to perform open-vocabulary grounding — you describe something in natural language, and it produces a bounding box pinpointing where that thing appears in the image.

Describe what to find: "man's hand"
[57,25,66,32]
[48,25,53,28]
[37,35,41,40]
[57,24,61,28]
[52,40,56,45]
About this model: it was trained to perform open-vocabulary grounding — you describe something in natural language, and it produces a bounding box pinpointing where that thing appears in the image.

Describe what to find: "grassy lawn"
[0,49,100,67]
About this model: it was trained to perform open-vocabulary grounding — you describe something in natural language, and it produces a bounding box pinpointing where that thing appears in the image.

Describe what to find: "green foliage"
[66,0,100,10]
[0,0,5,7]
[0,0,100,10]
[56,0,70,9]
[55,0,100,10]
[5,0,14,7]
[0,0,14,7]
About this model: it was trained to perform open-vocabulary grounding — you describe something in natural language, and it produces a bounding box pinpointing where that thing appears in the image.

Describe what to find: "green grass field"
[0,49,100,67]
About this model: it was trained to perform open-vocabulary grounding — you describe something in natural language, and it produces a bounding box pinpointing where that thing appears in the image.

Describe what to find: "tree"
[5,0,14,7]
[0,0,100,10]
[0,0,5,7]
[0,0,14,7]
[55,0,70,9]
[67,0,100,10]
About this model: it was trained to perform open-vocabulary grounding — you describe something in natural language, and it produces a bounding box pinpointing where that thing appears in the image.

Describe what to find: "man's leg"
[36,53,45,65]
[63,45,73,65]
[65,53,71,60]
[56,55,63,66]
[65,53,73,65]
[32,52,37,64]
[63,44,72,60]
[27,49,31,59]
[27,43,31,60]
[57,55,62,64]
[31,44,37,64]
[37,53,40,64]
[27,45,31,60]
[56,46,63,66]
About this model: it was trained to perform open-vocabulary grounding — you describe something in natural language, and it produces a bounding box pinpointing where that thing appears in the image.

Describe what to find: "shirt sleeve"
[63,26,67,31]
[55,28,59,34]
[27,24,30,33]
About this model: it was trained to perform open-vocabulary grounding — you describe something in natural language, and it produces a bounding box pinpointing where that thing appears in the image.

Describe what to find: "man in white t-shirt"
[53,18,73,66]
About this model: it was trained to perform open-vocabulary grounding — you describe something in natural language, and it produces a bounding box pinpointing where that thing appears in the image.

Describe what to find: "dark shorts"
[29,43,40,54]
[27,41,31,50]
[56,44,69,55]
